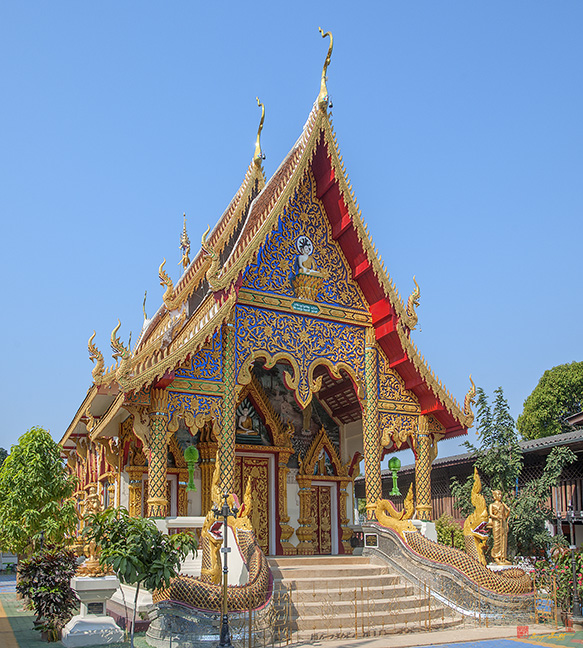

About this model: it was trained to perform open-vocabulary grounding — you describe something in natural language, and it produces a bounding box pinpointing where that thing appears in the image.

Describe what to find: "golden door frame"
[296,427,354,555]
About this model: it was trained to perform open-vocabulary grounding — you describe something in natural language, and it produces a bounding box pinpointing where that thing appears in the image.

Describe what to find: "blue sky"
[1,2,581,460]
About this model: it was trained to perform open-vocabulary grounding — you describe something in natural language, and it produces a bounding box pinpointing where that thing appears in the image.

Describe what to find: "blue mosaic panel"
[175,328,223,381]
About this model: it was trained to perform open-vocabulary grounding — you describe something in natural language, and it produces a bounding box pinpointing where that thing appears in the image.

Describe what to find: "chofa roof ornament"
[318,27,333,111]
[253,97,265,167]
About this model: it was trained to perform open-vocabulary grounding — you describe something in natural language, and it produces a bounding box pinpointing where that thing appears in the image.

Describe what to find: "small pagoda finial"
[142,290,147,321]
[179,213,191,270]
[318,27,333,111]
[254,97,265,167]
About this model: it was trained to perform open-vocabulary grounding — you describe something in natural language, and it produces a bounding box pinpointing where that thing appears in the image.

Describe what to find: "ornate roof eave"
[118,290,237,393]
[174,160,266,299]
[59,384,99,449]
[88,393,127,442]
[393,321,475,431]
[132,159,266,357]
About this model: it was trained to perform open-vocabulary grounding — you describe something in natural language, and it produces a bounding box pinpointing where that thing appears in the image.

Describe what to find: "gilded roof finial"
[464,376,477,427]
[179,213,191,270]
[142,290,147,321]
[254,97,265,167]
[318,27,333,111]
[88,331,104,384]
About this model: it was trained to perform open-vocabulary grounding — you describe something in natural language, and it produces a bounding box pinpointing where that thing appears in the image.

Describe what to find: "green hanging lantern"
[388,456,401,496]
[184,445,199,492]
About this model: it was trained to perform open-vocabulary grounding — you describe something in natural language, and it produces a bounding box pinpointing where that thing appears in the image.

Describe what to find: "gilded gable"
[241,169,367,312]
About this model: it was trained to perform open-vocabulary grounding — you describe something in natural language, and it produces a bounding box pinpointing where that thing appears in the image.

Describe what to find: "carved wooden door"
[310,485,332,554]
[234,455,270,555]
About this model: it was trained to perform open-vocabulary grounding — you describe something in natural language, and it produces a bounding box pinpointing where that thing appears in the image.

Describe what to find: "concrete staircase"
[267,555,462,640]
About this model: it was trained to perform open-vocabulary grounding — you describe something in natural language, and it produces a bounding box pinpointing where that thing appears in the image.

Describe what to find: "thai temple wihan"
[60,32,478,560]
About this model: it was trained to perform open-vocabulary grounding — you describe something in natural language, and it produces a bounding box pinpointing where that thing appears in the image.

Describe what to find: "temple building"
[60,35,475,557]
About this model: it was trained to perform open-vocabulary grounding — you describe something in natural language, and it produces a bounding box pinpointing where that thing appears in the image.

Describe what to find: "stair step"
[271,564,390,579]
[268,556,371,566]
[293,604,452,631]
[280,583,416,603]
[290,614,462,640]
[273,573,401,589]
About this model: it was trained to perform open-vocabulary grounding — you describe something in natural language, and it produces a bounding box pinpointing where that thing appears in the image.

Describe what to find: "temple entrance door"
[234,455,271,555]
[310,484,333,555]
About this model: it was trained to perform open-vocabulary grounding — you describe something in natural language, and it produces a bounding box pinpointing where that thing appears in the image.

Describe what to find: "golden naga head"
[464,375,477,426]
[88,331,105,383]
[318,27,333,111]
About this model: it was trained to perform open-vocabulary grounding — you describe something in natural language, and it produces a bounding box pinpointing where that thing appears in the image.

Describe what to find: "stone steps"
[267,555,462,640]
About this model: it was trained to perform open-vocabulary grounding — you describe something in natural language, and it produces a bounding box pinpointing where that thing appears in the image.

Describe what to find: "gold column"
[198,446,216,514]
[363,329,381,519]
[339,479,353,554]
[415,415,432,521]
[221,322,236,493]
[278,453,296,555]
[296,475,314,555]
[147,388,170,518]
[178,469,188,516]
[128,468,143,517]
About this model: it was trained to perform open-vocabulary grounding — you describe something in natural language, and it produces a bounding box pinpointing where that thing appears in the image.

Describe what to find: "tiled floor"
[0,574,16,593]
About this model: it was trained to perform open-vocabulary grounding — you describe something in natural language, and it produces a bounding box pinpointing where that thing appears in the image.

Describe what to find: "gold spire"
[179,213,191,270]
[254,97,265,167]
[318,27,333,111]
[142,290,148,321]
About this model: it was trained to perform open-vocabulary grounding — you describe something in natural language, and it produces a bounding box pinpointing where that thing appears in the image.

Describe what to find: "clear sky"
[1,2,581,461]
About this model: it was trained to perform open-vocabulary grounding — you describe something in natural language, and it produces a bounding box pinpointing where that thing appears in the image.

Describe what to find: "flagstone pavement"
[1,584,582,648]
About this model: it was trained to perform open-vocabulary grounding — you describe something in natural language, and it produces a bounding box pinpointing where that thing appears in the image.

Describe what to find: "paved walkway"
[1,589,582,648]
[0,573,16,593]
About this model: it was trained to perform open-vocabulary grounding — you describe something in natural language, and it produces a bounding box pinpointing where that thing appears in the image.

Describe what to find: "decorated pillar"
[295,474,315,555]
[127,469,143,517]
[339,479,353,554]
[414,414,432,521]
[278,452,296,555]
[178,470,188,516]
[221,322,237,493]
[363,328,381,519]
[147,388,170,517]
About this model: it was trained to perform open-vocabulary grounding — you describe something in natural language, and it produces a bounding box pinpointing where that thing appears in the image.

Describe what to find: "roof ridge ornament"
[179,214,191,270]
[318,27,333,111]
[464,376,477,427]
[159,259,179,310]
[201,225,223,291]
[88,331,105,385]
[253,97,266,167]
[406,276,421,330]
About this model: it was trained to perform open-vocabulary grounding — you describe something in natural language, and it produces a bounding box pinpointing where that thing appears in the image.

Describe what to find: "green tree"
[0,427,77,556]
[517,362,583,440]
[509,445,576,555]
[0,448,7,469]
[451,388,576,556]
[465,386,523,492]
[84,507,197,648]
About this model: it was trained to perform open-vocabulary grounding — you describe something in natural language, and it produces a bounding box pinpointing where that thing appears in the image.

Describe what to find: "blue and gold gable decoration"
[242,170,368,313]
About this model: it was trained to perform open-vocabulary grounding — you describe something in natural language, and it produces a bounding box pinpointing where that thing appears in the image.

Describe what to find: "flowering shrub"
[534,546,583,613]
